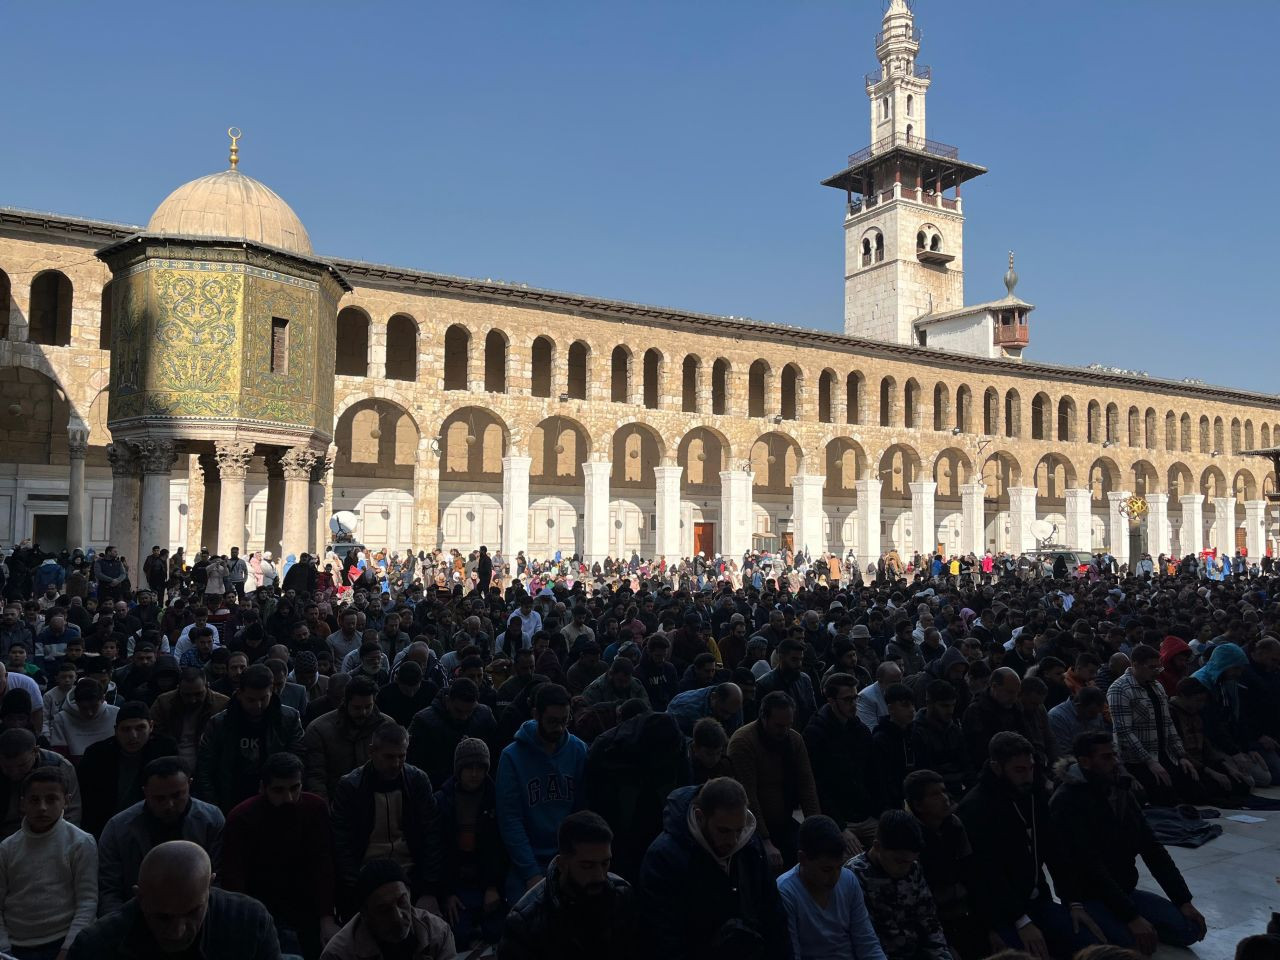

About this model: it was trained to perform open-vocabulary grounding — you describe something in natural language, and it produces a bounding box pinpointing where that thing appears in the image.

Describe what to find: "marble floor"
[1137,787,1280,959]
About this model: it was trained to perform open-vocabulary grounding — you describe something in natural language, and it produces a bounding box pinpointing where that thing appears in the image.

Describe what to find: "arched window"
[917,231,926,250]
[780,364,801,420]
[1105,403,1119,444]
[904,379,921,428]
[983,389,1000,436]
[930,234,941,252]
[862,237,873,268]
[1199,416,1211,454]
[530,336,554,397]
[955,385,972,433]
[0,268,10,340]
[484,330,508,393]
[1058,398,1076,442]
[881,97,889,119]
[847,372,863,425]
[906,94,914,116]
[682,355,700,413]
[610,346,631,403]
[1127,407,1140,447]
[335,307,370,376]
[712,359,730,415]
[874,232,885,263]
[1004,390,1021,438]
[1180,413,1192,452]
[748,360,769,418]
[1030,393,1048,440]
[880,377,898,427]
[1086,401,1101,443]
[1213,417,1224,454]
[29,270,72,346]
[385,314,418,382]
[906,123,914,142]
[99,281,113,351]
[443,324,470,390]
[643,348,662,409]
[567,341,588,400]
[818,371,835,424]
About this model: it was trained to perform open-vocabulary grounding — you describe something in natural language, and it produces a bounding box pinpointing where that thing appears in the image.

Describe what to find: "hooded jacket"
[804,703,880,825]
[637,785,792,960]
[496,719,587,885]
[1048,763,1191,922]
[1158,636,1193,697]
[908,646,971,715]
[1192,643,1252,755]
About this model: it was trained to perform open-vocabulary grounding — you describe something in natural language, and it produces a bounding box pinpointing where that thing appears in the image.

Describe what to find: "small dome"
[147,168,313,256]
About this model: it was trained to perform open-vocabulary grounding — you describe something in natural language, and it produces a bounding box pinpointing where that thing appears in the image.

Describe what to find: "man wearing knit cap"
[322,859,455,960]
[435,738,505,950]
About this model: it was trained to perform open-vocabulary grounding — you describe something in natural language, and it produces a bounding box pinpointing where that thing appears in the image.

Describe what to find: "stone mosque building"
[1,0,1277,571]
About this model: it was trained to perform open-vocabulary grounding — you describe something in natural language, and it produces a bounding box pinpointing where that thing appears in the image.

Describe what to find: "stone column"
[106,441,141,566]
[1212,497,1236,558]
[1007,486,1037,556]
[1146,493,1170,559]
[185,454,206,555]
[1245,500,1267,560]
[720,469,754,559]
[413,442,438,552]
[136,439,179,556]
[855,476,881,570]
[791,474,824,556]
[696,362,712,414]
[909,480,937,557]
[582,460,611,564]
[1064,489,1092,551]
[197,453,220,554]
[501,455,532,560]
[280,448,317,559]
[1179,494,1205,556]
[368,324,386,380]
[1106,491,1131,566]
[627,355,644,407]
[215,441,254,555]
[310,453,334,557]
[654,465,683,561]
[831,387,847,426]
[960,482,985,556]
[263,452,286,559]
[66,421,88,551]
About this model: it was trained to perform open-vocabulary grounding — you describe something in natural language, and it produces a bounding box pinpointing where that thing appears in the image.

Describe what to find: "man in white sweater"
[0,767,98,959]
[49,679,118,765]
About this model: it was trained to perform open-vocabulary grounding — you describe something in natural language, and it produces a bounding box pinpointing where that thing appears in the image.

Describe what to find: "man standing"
[322,860,454,960]
[804,673,880,851]
[150,667,228,772]
[498,810,639,959]
[302,675,385,801]
[408,679,497,790]
[496,684,586,903]
[1050,732,1206,954]
[755,637,817,728]
[476,545,493,596]
[225,547,248,602]
[0,729,81,839]
[97,757,225,916]
[727,691,820,872]
[70,841,279,960]
[50,678,118,765]
[76,701,178,837]
[961,667,1026,768]
[222,753,338,959]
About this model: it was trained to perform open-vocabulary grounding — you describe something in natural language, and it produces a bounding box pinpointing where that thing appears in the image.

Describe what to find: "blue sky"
[5,1,1277,391]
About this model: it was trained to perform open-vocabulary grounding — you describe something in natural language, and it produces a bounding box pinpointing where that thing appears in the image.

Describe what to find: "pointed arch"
[530,336,555,397]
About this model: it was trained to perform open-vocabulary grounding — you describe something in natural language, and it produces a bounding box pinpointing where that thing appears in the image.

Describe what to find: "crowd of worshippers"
[2,543,1280,960]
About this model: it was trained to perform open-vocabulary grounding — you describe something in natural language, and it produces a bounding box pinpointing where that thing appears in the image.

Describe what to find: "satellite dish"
[1030,519,1054,541]
[329,511,360,538]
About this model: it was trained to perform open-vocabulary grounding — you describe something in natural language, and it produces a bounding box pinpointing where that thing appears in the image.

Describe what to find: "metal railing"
[875,25,921,47]
[864,63,931,87]
[846,131,959,167]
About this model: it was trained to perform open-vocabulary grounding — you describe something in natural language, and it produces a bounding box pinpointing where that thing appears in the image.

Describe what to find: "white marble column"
[501,455,532,560]
[1212,497,1236,558]
[309,454,333,557]
[106,442,141,566]
[66,422,88,550]
[960,482,985,556]
[137,439,179,556]
[791,474,824,556]
[1064,489,1092,551]
[1106,491,1132,566]
[281,448,317,559]
[1007,486,1037,556]
[855,476,881,569]
[654,465,683,560]
[1179,494,1204,556]
[1146,493,1170,559]
[909,480,937,557]
[720,469,754,559]
[582,460,610,564]
[1245,500,1267,560]
[215,441,254,555]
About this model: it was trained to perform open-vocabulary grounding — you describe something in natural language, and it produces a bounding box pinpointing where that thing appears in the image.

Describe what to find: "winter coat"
[754,667,816,728]
[407,697,497,790]
[1048,764,1190,921]
[498,861,640,960]
[195,697,305,812]
[149,688,228,746]
[1193,643,1254,755]
[666,686,742,738]
[78,733,179,837]
[637,785,792,960]
[434,776,506,893]
[871,716,916,810]
[910,708,970,795]
[961,693,1028,768]
[302,705,388,801]
[803,703,880,825]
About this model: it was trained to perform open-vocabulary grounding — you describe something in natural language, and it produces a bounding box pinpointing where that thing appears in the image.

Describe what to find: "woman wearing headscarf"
[1193,643,1272,787]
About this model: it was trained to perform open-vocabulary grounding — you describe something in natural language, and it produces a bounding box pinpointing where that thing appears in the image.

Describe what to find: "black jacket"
[78,733,179,837]
[911,708,971,795]
[754,667,816,728]
[637,785,793,960]
[196,697,304,812]
[1242,660,1280,741]
[584,711,689,881]
[634,659,679,711]
[406,695,497,788]
[955,766,1074,930]
[1048,764,1191,922]
[871,715,915,811]
[498,861,640,960]
[803,704,880,824]
[962,693,1029,767]
[434,775,506,893]
[332,761,441,901]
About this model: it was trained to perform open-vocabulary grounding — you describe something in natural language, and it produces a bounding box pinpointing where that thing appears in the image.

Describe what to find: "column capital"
[1145,492,1168,504]
[1179,493,1205,507]
[1063,487,1091,501]
[106,441,139,477]
[67,421,89,459]
[1212,496,1234,510]
[583,459,611,479]
[214,440,256,480]
[136,438,180,475]
[908,480,938,494]
[1106,490,1131,504]
[654,465,684,480]
[279,447,318,481]
[501,454,533,472]
[791,473,825,488]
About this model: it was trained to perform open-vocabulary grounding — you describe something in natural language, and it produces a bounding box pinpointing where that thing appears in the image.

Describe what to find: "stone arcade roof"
[1,204,1276,408]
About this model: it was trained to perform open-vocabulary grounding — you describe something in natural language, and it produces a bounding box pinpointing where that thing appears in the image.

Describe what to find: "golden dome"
[146,167,313,257]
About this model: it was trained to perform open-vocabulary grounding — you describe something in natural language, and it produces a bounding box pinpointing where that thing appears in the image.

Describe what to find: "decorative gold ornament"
[228,127,241,169]
[1119,495,1148,520]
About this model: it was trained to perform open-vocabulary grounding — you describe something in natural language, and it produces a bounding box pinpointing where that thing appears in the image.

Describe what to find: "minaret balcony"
[993,320,1030,347]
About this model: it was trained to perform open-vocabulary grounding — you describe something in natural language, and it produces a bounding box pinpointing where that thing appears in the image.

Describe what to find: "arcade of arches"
[2,209,1280,566]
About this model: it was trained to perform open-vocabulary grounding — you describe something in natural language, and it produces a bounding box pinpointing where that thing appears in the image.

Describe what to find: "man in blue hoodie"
[496,682,586,904]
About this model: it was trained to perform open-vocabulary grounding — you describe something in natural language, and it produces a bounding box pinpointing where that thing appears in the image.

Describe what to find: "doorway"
[32,514,68,552]
[693,522,715,558]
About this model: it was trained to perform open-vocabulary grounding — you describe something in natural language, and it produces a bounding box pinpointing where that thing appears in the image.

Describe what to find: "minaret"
[822,0,988,344]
